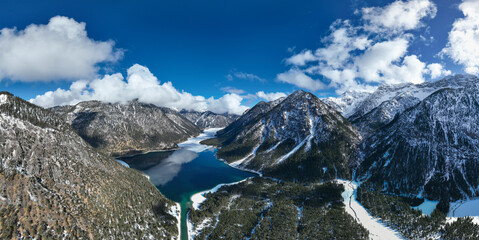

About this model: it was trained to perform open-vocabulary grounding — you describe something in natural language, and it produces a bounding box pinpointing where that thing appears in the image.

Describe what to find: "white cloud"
[361,0,437,33]
[145,149,198,186]
[221,87,246,94]
[355,38,409,82]
[0,16,122,82]
[255,91,287,101]
[316,24,371,69]
[30,64,249,115]
[426,63,451,79]
[229,71,266,82]
[441,0,479,74]
[277,69,325,91]
[207,93,248,115]
[278,0,439,93]
[285,50,316,66]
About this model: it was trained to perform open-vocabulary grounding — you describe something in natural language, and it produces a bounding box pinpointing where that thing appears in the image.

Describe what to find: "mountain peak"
[50,100,201,156]
[209,90,361,181]
[289,89,310,98]
[358,83,479,201]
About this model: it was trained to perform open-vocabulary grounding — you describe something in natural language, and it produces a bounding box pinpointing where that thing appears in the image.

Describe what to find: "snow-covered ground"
[222,157,263,177]
[338,180,404,240]
[169,203,181,240]
[412,199,438,216]
[0,94,8,105]
[178,128,222,153]
[187,216,212,240]
[190,178,249,210]
[447,198,479,224]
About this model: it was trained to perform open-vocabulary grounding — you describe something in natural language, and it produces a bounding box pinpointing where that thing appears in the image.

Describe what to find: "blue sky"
[0,0,475,114]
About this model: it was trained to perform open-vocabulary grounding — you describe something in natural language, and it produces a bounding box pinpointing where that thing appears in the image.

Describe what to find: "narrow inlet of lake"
[119,129,256,240]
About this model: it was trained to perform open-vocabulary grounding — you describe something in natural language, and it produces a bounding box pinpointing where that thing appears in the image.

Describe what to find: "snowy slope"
[51,100,201,156]
[210,90,361,181]
[323,91,371,118]
[358,85,479,201]
[344,75,479,137]
[179,110,238,129]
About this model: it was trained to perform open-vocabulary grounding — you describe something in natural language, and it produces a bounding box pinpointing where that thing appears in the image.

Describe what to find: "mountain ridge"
[51,100,201,156]
[204,90,361,181]
[358,85,479,201]
[0,92,179,239]
[179,110,238,129]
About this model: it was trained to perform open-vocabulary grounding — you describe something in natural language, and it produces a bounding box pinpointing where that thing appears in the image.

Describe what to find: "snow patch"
[276,138,308,164]
[190,178,249,210]
[178,128,222,153]
[446,216,479,225]
[188,217,212,240]
[169,203,181,240]
[0,94,8,105]
[230,143,261,167]
[338,180,404,240]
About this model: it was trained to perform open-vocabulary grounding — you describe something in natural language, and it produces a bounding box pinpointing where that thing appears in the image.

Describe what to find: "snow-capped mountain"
[206,90,361,181]
[323,91,371,118]
[179,110,238,129]
[358,85,479,201]
[213,96,285,140]
[51,100,201,156]
[0,92,179,239]
[347,75,478,136]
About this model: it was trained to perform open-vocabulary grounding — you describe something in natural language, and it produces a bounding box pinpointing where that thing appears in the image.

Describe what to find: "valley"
[2,74,479,239]
[5,1,479,239]
[118,129,256,240]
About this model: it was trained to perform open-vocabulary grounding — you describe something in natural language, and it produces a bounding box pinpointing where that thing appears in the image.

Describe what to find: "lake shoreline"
[124,128,255,240]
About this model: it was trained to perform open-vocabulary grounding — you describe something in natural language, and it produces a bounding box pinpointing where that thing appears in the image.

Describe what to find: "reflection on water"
[119,150,174,171]
[119,129,256,240]
[145,149,198,186]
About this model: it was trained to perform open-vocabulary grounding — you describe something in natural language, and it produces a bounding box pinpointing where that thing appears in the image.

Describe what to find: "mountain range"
[2,73,479,238]
[51,100,202,156]
[358,83,479,201]
[205,74,479,201]
[179,110,238,129]
[203,90,362,181]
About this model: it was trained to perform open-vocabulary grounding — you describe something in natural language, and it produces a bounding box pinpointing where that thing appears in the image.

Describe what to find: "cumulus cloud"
[441,0,479,74]
[426,63,451,79]
[30,64,249,115]
[206,94,248,115]
[355,38,410,82]
[285,50,316,66]
[361,0,437,33]
[277,69,325,91]
[0,16,122,82]
[255,91,287,101]
[278,0,440,93]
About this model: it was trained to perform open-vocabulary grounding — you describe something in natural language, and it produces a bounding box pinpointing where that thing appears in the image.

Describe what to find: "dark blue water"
[119,130,255,240]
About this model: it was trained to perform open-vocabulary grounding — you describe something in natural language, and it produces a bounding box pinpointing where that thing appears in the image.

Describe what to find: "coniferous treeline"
[357,183,479,239]
[189,177,369,240]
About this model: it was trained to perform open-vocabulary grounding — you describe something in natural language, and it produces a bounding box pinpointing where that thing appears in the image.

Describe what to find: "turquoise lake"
[119,129,255,240]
